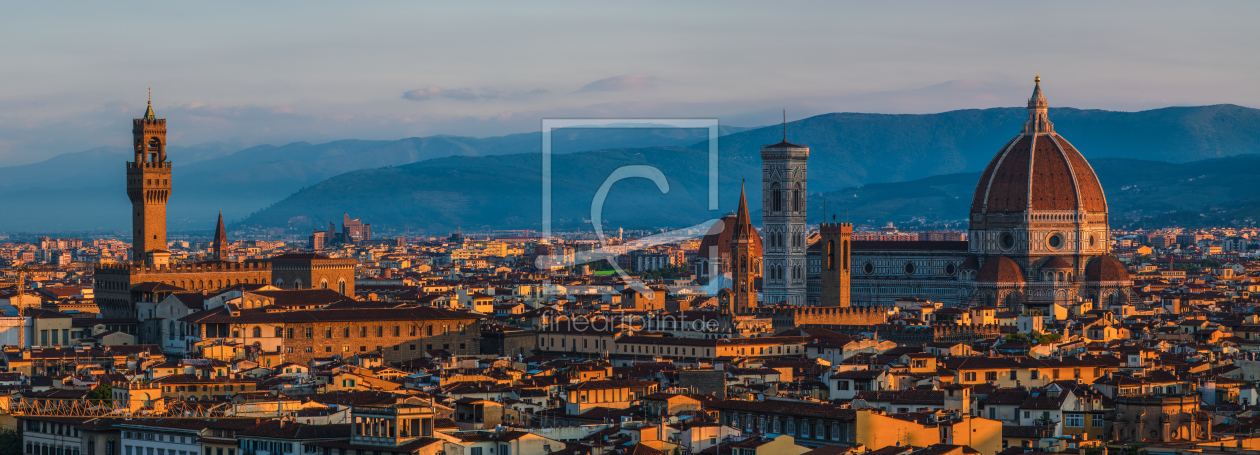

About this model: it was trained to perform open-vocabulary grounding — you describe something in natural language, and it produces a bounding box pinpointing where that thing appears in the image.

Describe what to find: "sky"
[0,1,1256,166]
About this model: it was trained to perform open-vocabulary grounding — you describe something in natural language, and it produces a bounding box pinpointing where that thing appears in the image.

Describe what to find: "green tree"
[1034,333,1062,344]
[0,428,22,455]
[86,384,113,405]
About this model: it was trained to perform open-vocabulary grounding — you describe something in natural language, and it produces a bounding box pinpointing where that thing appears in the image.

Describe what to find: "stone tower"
[819,222,852,307]
[761,138,809,306]
[128,96,171,266]
[730,184,761,314]
[212,211,229,261]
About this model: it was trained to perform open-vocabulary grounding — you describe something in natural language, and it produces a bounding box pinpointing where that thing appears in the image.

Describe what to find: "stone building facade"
[95,262,272,317]
[255,253,357,296]
[1112,395,1211,442]
[761,305,891,333]
[187,306,484,364]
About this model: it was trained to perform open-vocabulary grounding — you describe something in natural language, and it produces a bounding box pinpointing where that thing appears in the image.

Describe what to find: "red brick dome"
[970,80,1107,215]
[1084,256,1129,282]
[976,256,1025,283]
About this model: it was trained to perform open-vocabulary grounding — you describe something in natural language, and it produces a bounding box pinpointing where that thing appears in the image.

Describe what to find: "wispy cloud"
[577,75,655,92]
[402,86,549,102]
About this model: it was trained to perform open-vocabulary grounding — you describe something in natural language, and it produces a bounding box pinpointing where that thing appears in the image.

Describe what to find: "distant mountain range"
[240,151,1260,235]
[6,104,1260,233]
[0,126,749,232]
[239,105,1260,233]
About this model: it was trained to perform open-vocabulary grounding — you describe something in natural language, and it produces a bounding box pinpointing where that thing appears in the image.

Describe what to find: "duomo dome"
[970,76,1107,217]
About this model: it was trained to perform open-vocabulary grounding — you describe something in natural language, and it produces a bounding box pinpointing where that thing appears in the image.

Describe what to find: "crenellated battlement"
[819,222,853,235]
[763,305,892,331]
[759,305,889,316]
[94,261,271,276]
[127,161,172,170]
[132,118,167,128]
[799,323,1002,344]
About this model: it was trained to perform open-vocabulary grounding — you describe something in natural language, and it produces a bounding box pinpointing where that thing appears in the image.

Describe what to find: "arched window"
[320,280,328,289]
[826,241,835,270]
[339,280,346,295]
[793,183,802,212]
[252,326,261,338]
[741,256,747,272]
[275,278,284,288]
[168,321,175,340]
[771,183,782,212]
[843,240,850,270]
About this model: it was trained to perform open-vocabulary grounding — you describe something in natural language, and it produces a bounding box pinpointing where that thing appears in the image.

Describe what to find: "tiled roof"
[182,306,484,324]
[708,399,856,420]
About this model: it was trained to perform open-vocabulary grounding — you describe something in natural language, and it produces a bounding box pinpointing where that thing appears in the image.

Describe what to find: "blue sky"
[0,1,1255,165]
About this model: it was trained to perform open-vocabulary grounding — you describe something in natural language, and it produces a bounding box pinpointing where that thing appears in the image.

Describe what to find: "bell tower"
[819,221,852,307]
[127,93,171,266]
[730,184,761,314]
[761,132,809,306]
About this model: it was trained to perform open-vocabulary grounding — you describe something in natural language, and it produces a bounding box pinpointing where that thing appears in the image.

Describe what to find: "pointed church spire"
[212,211,229,261]
[143,88,157,120]
[733,182,754,241]
[1021,73,1054,134]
